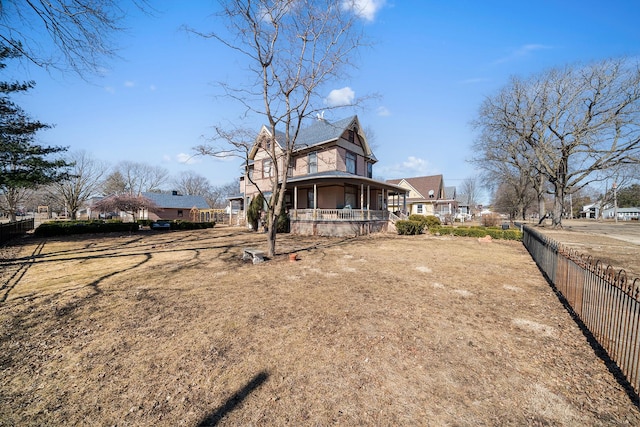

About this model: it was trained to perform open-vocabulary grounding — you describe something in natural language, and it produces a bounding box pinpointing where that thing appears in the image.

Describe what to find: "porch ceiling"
[284,171,407,194]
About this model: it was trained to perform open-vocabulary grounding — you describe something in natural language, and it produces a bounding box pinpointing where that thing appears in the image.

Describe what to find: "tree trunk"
[266,210,277,258]
[552,183,564,228]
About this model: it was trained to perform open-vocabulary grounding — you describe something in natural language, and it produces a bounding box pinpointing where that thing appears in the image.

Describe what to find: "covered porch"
[284,173,407,236]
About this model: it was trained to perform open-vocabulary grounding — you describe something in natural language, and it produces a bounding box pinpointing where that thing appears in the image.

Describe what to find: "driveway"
[560,219,640,246]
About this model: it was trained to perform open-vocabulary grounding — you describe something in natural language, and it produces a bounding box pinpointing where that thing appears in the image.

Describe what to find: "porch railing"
[522,225,640,395]
[291,209,388,221]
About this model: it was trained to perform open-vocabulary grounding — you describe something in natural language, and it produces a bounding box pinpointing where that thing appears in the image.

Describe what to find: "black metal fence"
[522,225,640,395]
[0,218,35,245]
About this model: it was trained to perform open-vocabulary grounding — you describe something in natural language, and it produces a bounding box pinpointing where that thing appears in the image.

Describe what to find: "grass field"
[1,226,639,425]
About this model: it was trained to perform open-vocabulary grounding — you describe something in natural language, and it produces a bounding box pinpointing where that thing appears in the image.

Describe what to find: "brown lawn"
[1,226,639,426]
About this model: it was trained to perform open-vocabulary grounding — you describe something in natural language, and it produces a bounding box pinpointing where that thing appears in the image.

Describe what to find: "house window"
[177,210,183,217]
[417,204,423,214]
[348,130,355,143]
[346,151,356,174]
[248,165,254,180]
[263,159,273,178]
[308,152,317,174]
[307,189,315,208]
[345,186,357,208]
[288,158,295,177]
[367,162,373,178]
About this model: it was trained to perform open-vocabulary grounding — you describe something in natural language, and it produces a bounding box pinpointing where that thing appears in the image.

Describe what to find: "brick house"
[239,115,407,236]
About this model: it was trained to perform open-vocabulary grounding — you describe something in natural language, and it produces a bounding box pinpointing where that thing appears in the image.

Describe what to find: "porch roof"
[284,171,408,194]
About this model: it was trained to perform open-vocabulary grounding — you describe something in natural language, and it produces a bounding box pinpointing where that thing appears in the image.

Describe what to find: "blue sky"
[9,0,640,195]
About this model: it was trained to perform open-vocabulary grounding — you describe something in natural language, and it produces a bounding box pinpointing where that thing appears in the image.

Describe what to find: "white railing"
[291,209,388,221]
[388,211,408,223]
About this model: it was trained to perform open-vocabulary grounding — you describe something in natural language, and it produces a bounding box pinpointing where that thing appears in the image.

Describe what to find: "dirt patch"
[1,226,639,425]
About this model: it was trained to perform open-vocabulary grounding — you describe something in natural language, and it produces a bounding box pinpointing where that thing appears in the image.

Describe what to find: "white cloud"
[376,106,390,116]
[341,0,386,22]
[377,156,432,179]
[495,44,551,64]
[177,153,201,164]
[459,77,489,85]
[124,80,135,88]
[162,155,172,162]
[325,86,355,107]
[104,86,115,94]
[149,84,157,91]
[402,156,429,172]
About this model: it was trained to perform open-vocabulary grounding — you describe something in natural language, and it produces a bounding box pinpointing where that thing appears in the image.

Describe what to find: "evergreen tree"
[0,43,69,221]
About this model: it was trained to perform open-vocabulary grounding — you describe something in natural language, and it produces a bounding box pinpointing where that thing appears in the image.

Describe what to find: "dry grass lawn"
[1,226,639,426]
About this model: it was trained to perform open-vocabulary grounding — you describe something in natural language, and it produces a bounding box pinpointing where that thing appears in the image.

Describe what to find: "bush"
[276,209,290,233]
[408,214,441,230]
[430,225,522,241]
[247,194,265,231]
[34,220,139,237]
[481,213,500,227]
[137,219,153,227]
[169,221,215,230]
[396,220,425,235]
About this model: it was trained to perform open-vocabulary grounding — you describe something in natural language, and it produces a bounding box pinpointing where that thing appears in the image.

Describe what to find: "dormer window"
[348,130,355,143]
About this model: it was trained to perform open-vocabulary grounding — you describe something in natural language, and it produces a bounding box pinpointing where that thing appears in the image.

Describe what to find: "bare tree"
[0,0,149,76]
[473,58,640,228]
[173,171,212,197]
[100,170,127,196]
[192,0,369,257]
[207,181,238,209]
[459,177,482,213]
[104,161,169,196]
[49,150,108,219]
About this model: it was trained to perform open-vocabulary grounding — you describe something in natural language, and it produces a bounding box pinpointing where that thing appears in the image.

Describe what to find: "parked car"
[151,220,171,230]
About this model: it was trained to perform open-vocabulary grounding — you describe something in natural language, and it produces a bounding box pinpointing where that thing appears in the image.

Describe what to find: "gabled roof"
[142,192,209,209]
[386,174,444,200]
[444,186,456,200]
[250,115,376,161]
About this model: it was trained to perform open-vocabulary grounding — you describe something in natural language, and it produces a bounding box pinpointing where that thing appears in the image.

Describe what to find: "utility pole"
[613,181,618,223]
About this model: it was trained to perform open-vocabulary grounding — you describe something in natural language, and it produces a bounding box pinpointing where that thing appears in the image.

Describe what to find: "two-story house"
[238,115,407,236]
[386,174,458,221]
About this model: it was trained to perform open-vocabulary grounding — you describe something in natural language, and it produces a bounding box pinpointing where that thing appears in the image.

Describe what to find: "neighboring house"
[240,115,408,236]
[580,203,600,219]
[385,175,457,220]
[455,193,473,220]
[141,191,210,221]
[601,207,640,221]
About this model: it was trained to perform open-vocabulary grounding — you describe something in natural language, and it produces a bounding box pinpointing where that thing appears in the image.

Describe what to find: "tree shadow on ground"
[197,371,269,426]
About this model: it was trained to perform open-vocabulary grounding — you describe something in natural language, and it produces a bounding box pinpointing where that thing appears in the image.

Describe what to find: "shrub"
[247,194,265,231]
[425,215,441,228]
[481,213,500,227]
[429,225,522,241]
[408,214,441,230]
[137,219,153,227]
[169,221,215,230]
[34,220,139,237]
[396,220,425,235]
[276,208,290,233]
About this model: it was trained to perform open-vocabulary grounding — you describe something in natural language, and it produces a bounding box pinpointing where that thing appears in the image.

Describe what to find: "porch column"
[367,185,370,220]
[313,184,317,219]
[294,186,298,220]
[360,184,364,220]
